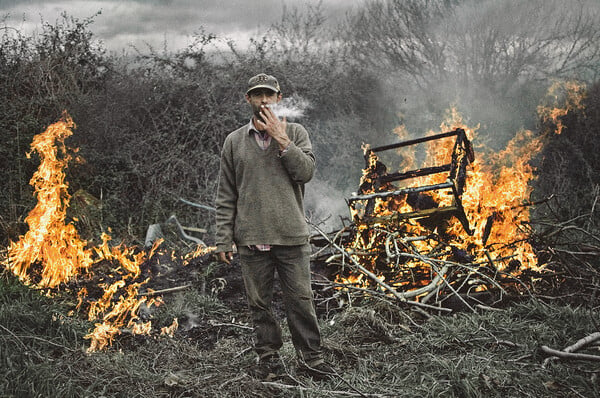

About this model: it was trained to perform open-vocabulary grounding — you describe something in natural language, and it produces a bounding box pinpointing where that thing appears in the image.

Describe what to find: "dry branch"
[542,332,600,366]
[139,284,192,297]
[563,332,600,353]
[309,221,445,305]
[540,345,600,362]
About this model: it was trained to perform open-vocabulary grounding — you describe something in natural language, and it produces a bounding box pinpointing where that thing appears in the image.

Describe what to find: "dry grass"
[1,265,599,398]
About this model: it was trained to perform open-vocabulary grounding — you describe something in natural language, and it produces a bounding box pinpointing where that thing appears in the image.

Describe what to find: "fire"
[340,82,583,298]
[537,81,586,135]
[2,111,212,352]
[7,113,92,287]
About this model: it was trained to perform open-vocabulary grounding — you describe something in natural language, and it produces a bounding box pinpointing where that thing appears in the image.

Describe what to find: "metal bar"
[380,164,452,183]
[363,206,459,224]
[347,181,453,203]
[370,130,459,153]
[450,181,473,235]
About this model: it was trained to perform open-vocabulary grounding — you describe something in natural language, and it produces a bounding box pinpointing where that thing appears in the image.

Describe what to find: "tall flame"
[4,111,196,352]
[342,82,584,294]
[7,112,92,287]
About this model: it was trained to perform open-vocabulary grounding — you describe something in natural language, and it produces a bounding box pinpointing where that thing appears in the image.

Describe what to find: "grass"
[1,268,599,398]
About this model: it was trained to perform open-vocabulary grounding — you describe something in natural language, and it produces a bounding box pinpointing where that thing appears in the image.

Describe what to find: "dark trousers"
[238,244,322,362]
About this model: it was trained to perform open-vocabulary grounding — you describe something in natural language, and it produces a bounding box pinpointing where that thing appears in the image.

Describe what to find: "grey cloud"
[1,0,353,52]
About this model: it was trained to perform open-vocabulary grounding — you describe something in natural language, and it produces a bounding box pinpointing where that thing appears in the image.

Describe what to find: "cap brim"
[246,84,279,94]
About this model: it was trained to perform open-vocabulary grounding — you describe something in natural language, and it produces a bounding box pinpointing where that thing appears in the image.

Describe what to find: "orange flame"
[7,113,92,288]
[341,82,584,293]
[537,81,586,134]
[4,111,199,352]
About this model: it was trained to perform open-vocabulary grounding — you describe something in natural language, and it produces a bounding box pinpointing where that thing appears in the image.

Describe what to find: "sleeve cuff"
[278,143,291,157]
[216,243,234,253]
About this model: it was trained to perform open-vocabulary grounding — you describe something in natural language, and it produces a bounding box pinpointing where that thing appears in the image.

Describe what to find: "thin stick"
[540,345,600,362]
[309,221,432,303]
[324,280,452,313]
[311,226,349,259]
[139,284,192,296]
[261,381,384,397]
[0,323,47,359]
[208,321,253,330]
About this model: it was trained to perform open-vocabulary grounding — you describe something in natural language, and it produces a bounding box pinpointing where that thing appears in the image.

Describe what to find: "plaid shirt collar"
[247,119,264,135]
[247,119,271,150]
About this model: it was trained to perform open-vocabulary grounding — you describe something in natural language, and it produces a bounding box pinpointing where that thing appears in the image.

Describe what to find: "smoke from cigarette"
[270,95,310,120]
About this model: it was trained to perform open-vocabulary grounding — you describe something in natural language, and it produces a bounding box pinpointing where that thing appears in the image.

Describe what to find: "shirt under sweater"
[215,121,315,252]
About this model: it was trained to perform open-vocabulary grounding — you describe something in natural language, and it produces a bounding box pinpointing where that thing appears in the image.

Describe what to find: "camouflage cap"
[246,73,280,94]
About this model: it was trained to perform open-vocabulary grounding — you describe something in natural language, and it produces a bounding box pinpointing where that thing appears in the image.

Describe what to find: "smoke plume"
[271,95,310,120]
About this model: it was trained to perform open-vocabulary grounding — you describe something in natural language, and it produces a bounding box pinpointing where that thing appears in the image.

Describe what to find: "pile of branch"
[309,221,539,314]
[527,194,600,303]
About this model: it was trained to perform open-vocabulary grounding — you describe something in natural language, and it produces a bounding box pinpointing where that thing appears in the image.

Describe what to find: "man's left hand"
[256,105,291,151]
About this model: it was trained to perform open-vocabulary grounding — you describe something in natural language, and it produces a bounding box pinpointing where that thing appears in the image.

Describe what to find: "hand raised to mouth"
[255,105,290,151]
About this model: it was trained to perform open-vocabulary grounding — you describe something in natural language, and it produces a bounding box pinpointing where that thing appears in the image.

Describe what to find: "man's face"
[246,88,281,122]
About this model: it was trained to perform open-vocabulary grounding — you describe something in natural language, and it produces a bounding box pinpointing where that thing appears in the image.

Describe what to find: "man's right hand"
[218,251,233,264]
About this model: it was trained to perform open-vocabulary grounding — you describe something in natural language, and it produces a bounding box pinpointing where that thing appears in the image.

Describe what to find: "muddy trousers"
[238,244,322,363]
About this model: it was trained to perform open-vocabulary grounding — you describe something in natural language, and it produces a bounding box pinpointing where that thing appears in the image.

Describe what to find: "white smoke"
[304,177,352,231]
[270,95,310,120]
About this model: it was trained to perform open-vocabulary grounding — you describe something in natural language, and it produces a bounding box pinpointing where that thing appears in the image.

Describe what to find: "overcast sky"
[0,0,358,53]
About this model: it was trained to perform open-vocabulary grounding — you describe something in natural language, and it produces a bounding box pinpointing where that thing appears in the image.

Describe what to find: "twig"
[16,334,75,352]
[535,220,600,245]
[139,284,192,296]
[475,304,504,312]
[319,280,452,313]
[551,248,600,256]
[309,221,439,303]
[494,339,524,349]
[540,345,600,362]
[0,323,47,359]
[233,347,253,358]
[179,198,216,212]
[208,321,253,330]
[311,227,350,260]
[509,194,555,210]
[261,381,384,397]
[563,332,600,353]
[436,270,476,313]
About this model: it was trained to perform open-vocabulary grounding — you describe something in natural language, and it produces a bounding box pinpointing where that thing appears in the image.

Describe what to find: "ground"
[1,241,599,397]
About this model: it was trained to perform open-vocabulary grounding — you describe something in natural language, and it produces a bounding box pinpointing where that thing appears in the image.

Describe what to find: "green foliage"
[0,8,400,244]
[0,12,109,244]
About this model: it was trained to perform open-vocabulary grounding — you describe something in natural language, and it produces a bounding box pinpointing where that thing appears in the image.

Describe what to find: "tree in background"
[2,1,599,246]
[0,6,398,243]
[0,13,109,241]
[341,0,600,145]
[534,82,600,232]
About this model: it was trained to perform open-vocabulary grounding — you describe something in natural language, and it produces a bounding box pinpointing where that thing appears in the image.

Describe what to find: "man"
[215,73,333,380]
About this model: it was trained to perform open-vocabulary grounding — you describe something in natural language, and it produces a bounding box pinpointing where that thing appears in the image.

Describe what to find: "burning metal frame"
[314,126,537,310]
[347,128,475,235]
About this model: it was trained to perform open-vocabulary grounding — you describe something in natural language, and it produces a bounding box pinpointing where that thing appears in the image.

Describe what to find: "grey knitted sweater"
[215,122,315,252]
